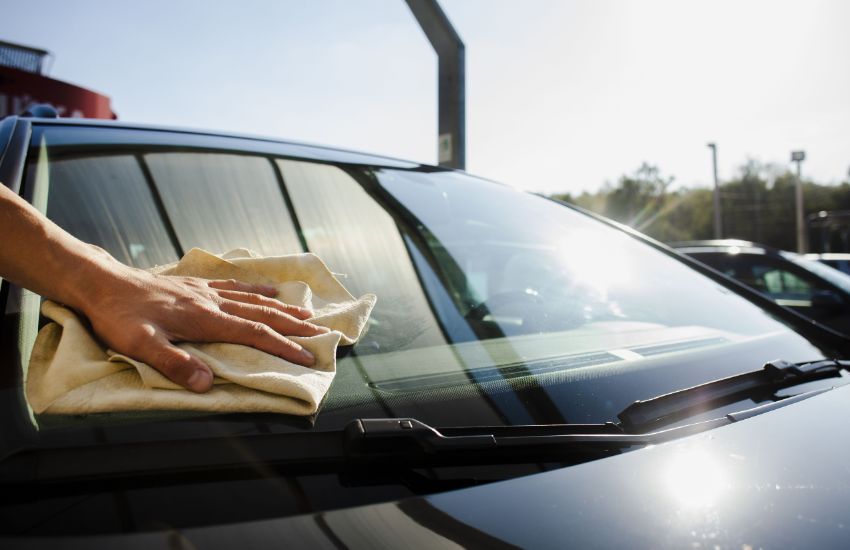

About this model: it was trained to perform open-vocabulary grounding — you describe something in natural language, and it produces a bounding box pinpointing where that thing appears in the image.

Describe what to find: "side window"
[145,153,302,257]
[44,154,179,268]
[277,159,446,352]
[746,259,827,298]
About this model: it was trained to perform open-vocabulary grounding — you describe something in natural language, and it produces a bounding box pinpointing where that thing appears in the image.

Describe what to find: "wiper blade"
[618,358,850,432]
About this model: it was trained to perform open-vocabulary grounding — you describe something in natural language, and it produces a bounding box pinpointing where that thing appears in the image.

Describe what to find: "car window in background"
[760,267,810,295]
[784,252,850,295]
[720,256,832,301]
[146,152,303,257]
[44,154,179,268]
[278,159,446,352]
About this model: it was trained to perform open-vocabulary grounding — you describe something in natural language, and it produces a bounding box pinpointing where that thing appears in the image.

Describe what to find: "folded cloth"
[26,248,376,416]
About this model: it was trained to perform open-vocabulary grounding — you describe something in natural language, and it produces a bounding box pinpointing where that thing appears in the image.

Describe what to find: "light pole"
[707,143,722,239]
[791,150,806,253]
[406,0,465,169]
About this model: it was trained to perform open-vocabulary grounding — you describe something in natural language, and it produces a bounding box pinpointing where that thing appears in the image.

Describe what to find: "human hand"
[73,258,329,393]
[1,186,329,393]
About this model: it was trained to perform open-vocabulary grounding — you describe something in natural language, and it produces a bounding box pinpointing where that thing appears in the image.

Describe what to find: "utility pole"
[707,143,722,239]
[792,150,806,253]
[405,0,465,169]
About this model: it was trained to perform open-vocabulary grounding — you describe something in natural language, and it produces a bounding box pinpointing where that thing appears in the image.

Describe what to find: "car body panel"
[3,382,850,549]
[806,253,850,277]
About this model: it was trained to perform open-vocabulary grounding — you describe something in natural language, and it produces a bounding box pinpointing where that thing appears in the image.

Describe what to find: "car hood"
[5,383,850,549]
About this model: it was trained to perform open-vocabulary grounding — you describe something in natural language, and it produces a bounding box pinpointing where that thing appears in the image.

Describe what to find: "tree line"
[551,161,850,252]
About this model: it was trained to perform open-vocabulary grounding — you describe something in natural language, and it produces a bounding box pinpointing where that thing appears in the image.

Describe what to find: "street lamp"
[707,143,721,239]
[791,150,806,253]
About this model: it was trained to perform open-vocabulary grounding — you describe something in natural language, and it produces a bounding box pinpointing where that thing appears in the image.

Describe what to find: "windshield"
[6,126,834,442]
[377,170,787,344]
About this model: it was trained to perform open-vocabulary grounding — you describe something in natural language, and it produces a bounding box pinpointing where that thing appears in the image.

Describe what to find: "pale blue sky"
[2,0,848,194]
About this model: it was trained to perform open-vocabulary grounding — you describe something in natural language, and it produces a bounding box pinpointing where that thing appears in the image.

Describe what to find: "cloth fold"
[26,248,376,416]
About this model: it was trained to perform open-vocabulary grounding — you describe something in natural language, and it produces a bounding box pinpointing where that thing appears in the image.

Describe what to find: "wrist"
[58,244,136,316]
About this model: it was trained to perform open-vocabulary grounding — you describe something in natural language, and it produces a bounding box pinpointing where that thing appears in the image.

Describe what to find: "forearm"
[0,183,119,310]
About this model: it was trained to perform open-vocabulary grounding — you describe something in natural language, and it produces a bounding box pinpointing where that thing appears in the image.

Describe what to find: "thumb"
[136,336,214,393]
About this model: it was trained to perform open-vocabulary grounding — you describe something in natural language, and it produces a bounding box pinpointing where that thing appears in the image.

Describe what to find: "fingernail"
[187,368,213,392]
[300,348,316,366]
[261,284,278,295]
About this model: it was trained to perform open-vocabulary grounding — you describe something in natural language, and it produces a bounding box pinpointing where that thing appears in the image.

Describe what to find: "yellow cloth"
[26,248,376,416]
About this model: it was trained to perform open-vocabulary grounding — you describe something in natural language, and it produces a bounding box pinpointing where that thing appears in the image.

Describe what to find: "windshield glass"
[377,170,786,345]
[8,126,833,441]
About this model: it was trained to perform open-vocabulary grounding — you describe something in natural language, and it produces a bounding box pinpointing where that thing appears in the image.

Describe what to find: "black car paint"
[3,383,850,548]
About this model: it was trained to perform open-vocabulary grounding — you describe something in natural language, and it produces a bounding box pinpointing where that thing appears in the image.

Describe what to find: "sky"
[2,0,848,195]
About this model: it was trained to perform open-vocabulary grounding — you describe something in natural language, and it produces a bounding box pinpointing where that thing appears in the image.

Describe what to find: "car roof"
[805,252,850,261]
[669,239,780,256]
[23,116,435,170]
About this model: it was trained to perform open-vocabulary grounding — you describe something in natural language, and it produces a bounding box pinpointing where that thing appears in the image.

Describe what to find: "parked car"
[2,112,850,548]
[673,239,850,336]
[804,252,850,276]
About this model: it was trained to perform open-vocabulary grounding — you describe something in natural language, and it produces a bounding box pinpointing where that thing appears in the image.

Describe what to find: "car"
[672,239,850,336]
[804,252,850,277]
[2,111,850,548]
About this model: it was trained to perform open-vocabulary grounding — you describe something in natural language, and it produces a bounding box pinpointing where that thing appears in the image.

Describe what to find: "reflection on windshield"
[377,168,788,348]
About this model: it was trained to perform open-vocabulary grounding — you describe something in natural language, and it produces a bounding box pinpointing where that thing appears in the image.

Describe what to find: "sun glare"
[559,231,633,296]
[664,451,726,509]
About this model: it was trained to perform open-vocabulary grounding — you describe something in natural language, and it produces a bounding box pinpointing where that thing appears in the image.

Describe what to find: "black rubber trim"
[0,117,31,194]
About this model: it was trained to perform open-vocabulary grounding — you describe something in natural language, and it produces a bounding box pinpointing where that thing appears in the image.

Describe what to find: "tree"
[552,160,850,251]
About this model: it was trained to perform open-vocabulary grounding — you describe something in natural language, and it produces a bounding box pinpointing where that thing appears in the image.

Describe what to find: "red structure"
[0,40,116,119]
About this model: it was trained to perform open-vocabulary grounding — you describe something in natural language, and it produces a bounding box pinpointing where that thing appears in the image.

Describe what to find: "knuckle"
[247,321,272,339]
[154,349,185,375]
[258,305,280,319]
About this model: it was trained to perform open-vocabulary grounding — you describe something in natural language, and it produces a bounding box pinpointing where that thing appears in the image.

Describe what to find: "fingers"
[210,314,318,366]
[134,335,214,393]
[208,279,278,297]
[218,300,330,338]
[215,289,313,320]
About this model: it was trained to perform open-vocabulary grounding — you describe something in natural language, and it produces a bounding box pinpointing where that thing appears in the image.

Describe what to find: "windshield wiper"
[349,359,850,461]
[346,380,831,461]
[5,360,845,487]
[617,358,850,432]
[346,416,727,458]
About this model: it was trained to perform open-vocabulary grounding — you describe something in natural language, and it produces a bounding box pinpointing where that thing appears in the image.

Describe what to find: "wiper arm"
[346,385,823,460]
[346,417,729,459]
[348,360,846,460]
[618,358,850,432]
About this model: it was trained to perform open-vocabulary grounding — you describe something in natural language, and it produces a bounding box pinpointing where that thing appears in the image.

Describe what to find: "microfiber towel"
[26,248,377,416]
